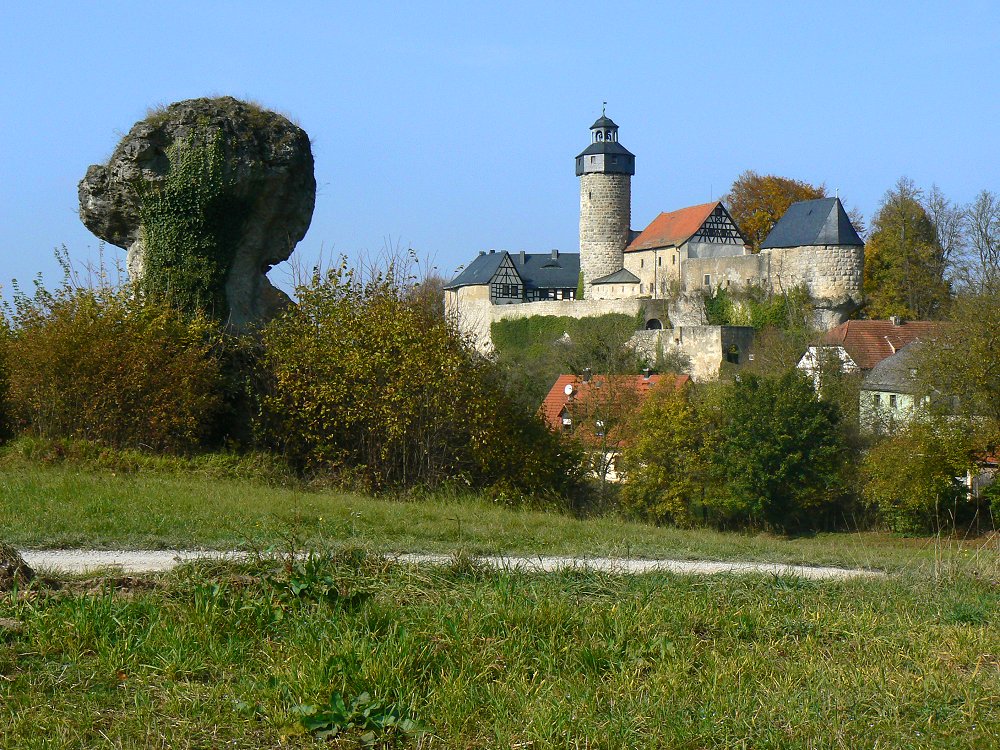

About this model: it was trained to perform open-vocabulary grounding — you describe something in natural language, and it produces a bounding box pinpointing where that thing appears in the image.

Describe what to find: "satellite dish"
[563,383,574,396]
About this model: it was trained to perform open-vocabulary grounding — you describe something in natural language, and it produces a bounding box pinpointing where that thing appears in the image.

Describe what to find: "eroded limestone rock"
[79,96,315,331]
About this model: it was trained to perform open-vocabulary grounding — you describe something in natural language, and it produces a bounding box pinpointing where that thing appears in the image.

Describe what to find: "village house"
[540,370,690,482]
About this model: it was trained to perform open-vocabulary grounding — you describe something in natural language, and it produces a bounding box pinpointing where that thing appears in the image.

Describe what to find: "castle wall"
[579,172,630,290]
[623,247,680,297]
[761,244,863,301]
[682,255,763,293]
[452,296,665,353]
[628,325,755,382]
[589,281,641,300]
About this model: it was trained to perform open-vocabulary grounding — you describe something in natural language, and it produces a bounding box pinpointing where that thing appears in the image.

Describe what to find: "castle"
[445,113,865,380]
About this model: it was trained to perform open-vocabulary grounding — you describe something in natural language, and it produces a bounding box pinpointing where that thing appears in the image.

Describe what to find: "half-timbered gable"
[490,253,524,305]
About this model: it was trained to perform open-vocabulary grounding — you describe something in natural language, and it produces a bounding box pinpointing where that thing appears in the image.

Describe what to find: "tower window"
[590,156,596,164]
[658,257,662,266]
[672,255,676,265]
[704,274,711,287]
[640,259,644,268]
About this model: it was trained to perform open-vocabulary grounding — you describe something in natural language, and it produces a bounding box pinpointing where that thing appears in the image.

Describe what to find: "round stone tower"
[576,112,635,291]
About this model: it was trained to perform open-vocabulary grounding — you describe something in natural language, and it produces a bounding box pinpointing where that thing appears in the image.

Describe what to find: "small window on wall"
[658,257,662,266]
[640,259,644,268]
[704,274,712,287]
[873,394,881,407]
[672,255,676,265]
[889,394,897,408]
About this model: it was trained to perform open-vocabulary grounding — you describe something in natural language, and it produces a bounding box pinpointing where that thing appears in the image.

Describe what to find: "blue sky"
[2,1,999,295]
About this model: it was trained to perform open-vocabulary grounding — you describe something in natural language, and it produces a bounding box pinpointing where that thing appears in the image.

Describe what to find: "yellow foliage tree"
[724,171,826,252]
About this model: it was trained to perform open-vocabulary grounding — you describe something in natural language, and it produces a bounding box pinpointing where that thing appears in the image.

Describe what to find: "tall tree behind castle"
[724,171,826,252]
[863,177,951,320]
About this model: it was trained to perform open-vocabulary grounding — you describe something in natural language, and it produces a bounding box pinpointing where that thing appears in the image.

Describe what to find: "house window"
[889,394,897,408]
[873,394,881,407]
[704,274,711,287]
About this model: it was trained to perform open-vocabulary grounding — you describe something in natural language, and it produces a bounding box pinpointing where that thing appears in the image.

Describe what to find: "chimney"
[519,250,526,265]
[582,367,592,383]
[889,315,902,326]
[551,249,559,260]
[642,367,652,380]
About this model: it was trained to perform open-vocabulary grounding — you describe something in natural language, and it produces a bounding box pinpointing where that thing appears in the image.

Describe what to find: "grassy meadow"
[1,453,999,577]
[2,447,999,748]
[1,550,998,749]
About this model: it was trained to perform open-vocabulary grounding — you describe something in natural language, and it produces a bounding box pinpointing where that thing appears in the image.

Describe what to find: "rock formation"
[79,96,315,331]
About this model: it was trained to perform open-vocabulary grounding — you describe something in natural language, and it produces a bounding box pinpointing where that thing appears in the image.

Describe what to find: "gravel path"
[19,549,881,580]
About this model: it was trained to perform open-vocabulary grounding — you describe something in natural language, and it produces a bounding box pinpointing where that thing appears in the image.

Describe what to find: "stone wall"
[579,172,630,290]
[451,295,666,352]
[628,325,755,382]
[762,244,864,329]
[681,255,762,294]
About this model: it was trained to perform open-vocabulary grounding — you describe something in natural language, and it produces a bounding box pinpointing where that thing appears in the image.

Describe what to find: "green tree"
[918,282,1000,451]
[619,382,703,525]
[706,371,850,532]
[863,178,950,320]
[724,171,826,252]
[861,417,975,533]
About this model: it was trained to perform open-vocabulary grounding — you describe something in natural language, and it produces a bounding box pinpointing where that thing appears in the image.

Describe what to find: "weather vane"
[602,101,607,116]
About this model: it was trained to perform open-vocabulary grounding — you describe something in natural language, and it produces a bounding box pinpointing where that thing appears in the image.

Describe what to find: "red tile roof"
[820,320,942,370]
[625,201,720,252]
[540,373,691,438]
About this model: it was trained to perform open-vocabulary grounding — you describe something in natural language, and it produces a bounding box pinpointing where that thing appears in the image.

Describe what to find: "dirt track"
[19,549,881,579]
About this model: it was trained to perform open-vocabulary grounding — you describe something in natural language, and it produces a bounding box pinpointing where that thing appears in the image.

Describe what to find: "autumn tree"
[618,382,703,525]
[724,171,826,251]
[863,178,951,320]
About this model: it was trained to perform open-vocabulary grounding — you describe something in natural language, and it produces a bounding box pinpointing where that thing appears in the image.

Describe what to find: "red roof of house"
[540,373,691,434]
[625,202,720,252]
[820,320,941,370]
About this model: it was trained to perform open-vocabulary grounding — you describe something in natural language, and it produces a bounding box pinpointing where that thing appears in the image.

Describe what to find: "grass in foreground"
[1,550,998,749]
[2,457,999,577]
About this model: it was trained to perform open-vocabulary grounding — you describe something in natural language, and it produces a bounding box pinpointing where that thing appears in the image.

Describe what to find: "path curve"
[19,549,881,580]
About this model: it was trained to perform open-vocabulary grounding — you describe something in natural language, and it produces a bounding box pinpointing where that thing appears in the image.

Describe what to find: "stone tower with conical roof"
[576,111,635,291]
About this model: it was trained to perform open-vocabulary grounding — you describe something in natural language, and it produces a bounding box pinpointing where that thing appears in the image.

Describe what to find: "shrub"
[861,419,976,534]
[258,262,582,498]
[705,371,851,532]
[5,283,224,453]
[619,382,703,525]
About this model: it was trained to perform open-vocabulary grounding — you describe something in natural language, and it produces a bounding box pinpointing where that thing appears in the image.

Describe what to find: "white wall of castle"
[579,172,630,289]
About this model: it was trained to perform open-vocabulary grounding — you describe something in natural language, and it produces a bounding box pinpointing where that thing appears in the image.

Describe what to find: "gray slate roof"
[592,268,640,285]
[591,115,618,129]
[515,251,580,290]
[576,140,635,158]
[760,197,864,249]
[445,251,580,291]
[443,251,506,289]
[861,341,925,394]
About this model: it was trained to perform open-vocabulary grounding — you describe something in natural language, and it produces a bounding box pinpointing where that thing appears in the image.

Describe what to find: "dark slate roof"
[760,197,864,249]
[576,140,635,158]
[861,341,925,394]
[515,251,580,289]
[444,251,507,289]
[590,115,618,129]
[445,251,580,291]
[592,268,640,285]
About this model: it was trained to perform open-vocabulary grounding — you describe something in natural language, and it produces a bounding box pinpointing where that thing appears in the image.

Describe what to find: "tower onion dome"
[575,112,635,176]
